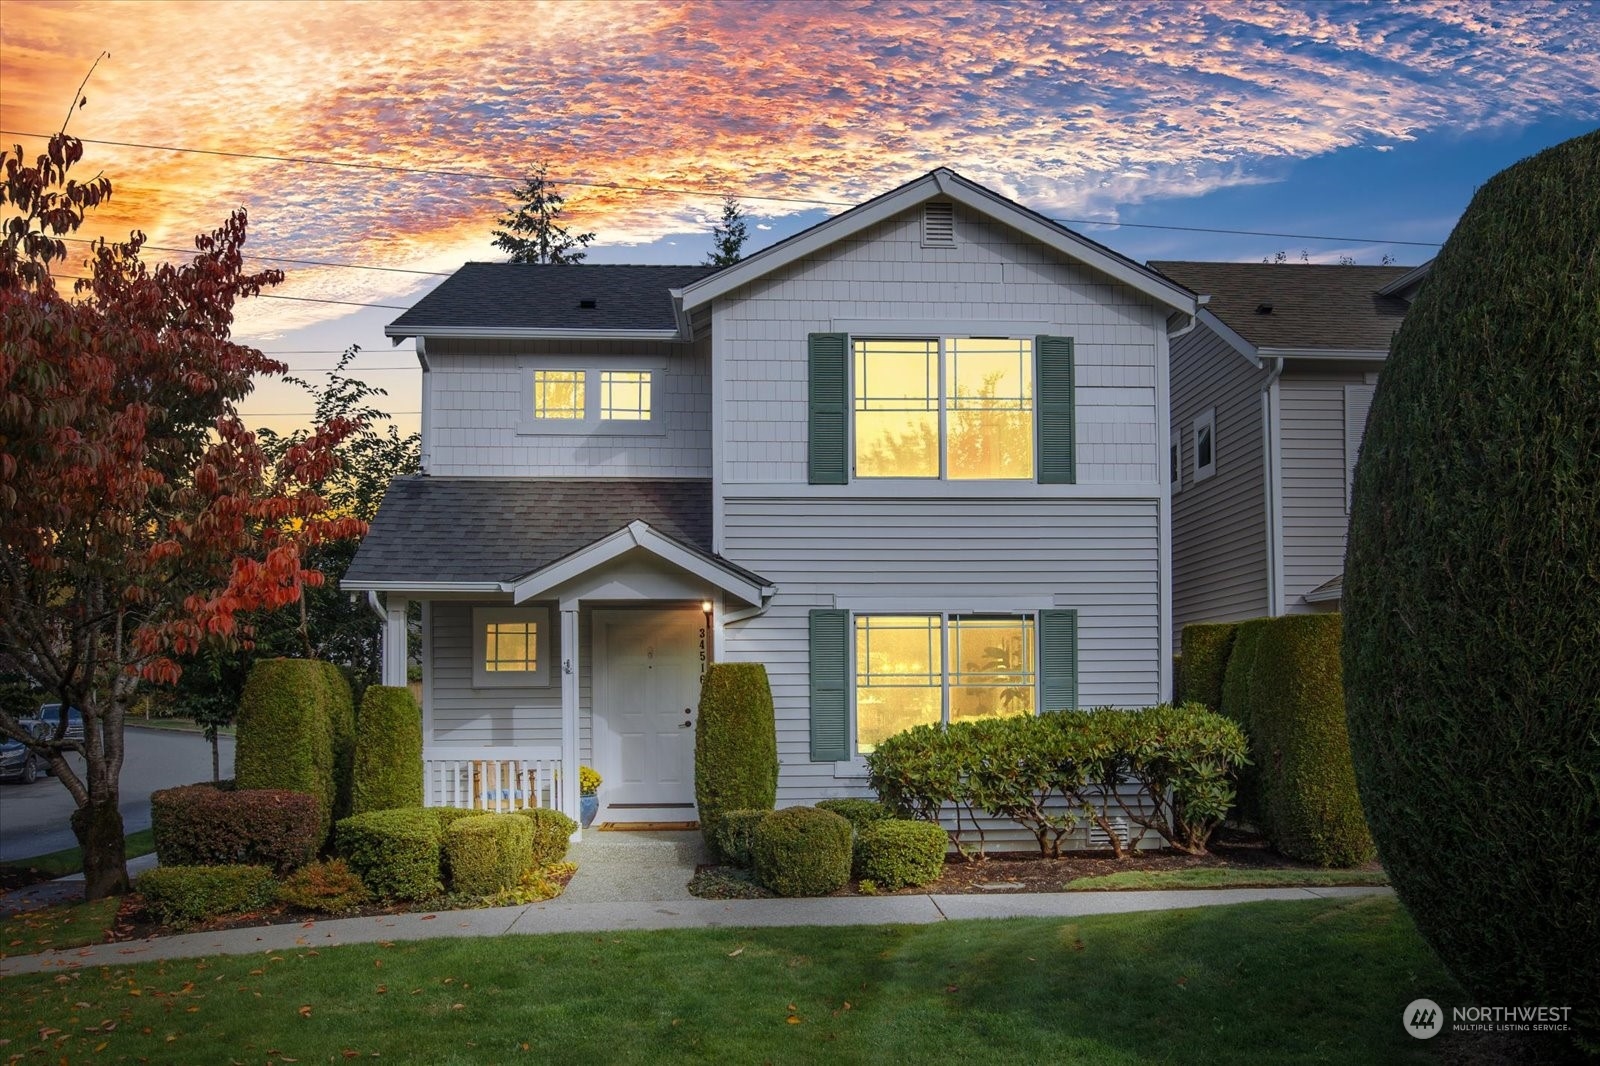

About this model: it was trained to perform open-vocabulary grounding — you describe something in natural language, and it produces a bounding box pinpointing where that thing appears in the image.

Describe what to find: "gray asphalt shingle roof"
[1149,261,1417,352]
[344,476,766,587]
[387,264,719,336]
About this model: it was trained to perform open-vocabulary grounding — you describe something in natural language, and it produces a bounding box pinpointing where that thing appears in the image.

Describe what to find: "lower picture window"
[854,613,1036,753]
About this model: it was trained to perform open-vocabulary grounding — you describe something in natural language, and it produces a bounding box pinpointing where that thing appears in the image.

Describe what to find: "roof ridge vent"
[578,298,598,310]
[922,201,956,248]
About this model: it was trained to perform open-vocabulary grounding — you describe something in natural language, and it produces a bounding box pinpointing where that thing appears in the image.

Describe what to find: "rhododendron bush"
[0,127,364,898]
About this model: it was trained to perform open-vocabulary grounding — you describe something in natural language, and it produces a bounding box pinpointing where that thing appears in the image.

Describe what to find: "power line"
[250,410,419,417]
[3,127,1444,249]
[56,274,412,310]
[53,235,453,277]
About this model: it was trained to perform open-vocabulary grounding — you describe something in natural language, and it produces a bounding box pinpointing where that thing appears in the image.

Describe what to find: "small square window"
[533,370,585,420]
[601,370,652,421]
[1192,409,1216,482]
[472,607,551,688]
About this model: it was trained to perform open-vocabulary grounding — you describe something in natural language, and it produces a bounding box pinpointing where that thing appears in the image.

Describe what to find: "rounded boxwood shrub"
[151,782,320,873]
[445,814,534,897]
[1345,129,1600,1039]
[815,798,891,835]
[694,663,777,854]
[136,864,277,928]
[319,663,357,822]
[277,859,372,915]
[351,685,423,815]
[752,806,851,897]
[236,658,335,839]
[1246,615,1372,866]
[1177,622,1240,713]
[511,807,577,866]
[334,808,442,901]
[708,809,770,869]
[854,819,947,890]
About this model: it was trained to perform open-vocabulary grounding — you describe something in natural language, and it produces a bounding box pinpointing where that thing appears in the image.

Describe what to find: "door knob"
[680,720,693,729]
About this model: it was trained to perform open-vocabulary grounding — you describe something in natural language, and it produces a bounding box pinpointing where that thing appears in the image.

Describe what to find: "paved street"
[0,726,234,862]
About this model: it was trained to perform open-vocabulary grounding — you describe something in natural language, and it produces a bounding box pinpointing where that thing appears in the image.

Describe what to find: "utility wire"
[56,274,412,310]
[52,235,454,277]
[3,127,1444,248]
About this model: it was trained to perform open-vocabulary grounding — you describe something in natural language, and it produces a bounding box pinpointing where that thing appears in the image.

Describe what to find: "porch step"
[597,821,699,832]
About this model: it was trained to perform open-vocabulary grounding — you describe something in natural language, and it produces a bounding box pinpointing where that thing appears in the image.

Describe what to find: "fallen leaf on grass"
[786,1016,802,1025]
[451,1003,464,1010]
[727,948,743,957]
[94,1042,107,1052]
[297,1005,312,1018]
[375,985,387,995]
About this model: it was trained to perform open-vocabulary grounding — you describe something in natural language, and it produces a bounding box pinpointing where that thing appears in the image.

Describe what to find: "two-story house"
[1155,260,1428,645]
[344,169,1198,841]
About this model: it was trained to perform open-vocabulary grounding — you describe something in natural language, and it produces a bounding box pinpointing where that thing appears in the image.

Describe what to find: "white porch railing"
[422,746,565,815]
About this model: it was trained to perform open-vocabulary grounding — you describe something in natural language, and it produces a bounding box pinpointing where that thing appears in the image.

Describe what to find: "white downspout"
[1262,357,1287,616]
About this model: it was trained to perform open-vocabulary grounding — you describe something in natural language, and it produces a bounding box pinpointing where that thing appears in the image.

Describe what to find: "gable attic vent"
[922,201,956,247]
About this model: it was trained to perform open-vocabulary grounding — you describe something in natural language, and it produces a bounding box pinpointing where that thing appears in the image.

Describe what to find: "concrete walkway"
[557,829,707,904]
[0,884,1392,977]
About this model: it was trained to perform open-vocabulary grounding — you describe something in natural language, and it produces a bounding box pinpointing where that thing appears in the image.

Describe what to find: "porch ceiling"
[344,477,767,598]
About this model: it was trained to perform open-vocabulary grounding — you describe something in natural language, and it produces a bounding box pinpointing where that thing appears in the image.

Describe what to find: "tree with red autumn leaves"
[0,130,366,899]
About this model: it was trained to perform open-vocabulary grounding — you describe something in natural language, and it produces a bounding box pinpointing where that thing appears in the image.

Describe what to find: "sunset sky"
[3,0,1598,435]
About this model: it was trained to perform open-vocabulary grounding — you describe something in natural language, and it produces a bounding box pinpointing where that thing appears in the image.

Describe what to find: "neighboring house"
[345,169,1198,846]
[1152,260,1429,645]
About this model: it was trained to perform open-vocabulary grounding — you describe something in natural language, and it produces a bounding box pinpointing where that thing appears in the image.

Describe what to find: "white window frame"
[1192,408,1217,482]
[849,610,1039,757]
[518,356,666,436]
[849,335,1035,482]
[472,606,551,688]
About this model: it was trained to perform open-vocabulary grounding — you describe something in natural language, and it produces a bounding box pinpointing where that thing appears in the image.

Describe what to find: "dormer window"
[520,360,664,435]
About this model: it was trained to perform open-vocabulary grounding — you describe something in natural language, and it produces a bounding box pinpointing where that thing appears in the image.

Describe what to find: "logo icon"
[1404,999,1444,1039]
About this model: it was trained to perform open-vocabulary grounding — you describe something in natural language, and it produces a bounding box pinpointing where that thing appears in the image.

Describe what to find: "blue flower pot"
[580,793,598,828]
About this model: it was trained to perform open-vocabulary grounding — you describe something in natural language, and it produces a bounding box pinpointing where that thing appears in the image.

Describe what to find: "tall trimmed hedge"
[694,663,777,853]
[151,782,320,873]
[352,685,423,815]
[320,663,357,822]
[1177,622,1240,712]
[235,659,335,839]
[1217,615,1372,866]
[1344,129,1600,1041]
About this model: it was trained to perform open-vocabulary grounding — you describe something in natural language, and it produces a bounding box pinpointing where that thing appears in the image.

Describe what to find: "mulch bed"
[690,829,1384,900]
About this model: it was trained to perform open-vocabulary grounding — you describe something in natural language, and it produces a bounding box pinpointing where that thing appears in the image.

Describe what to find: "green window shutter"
[1036,335,1076,484]
[1039,609,1079,711]
[808,333,849,485]
[808,609,850,761]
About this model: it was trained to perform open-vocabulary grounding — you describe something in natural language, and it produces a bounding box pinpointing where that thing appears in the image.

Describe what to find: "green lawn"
[0,828,156,879]
[1,897,121,958]
[0,895,1456,1065]
[1066,867,1390,891]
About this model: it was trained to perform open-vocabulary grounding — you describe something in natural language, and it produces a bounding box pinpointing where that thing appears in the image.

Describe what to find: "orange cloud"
[3,0,1597,337]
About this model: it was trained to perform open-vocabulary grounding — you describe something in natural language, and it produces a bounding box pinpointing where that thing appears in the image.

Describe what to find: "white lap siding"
[426,601,594,765]
[717,497,1162,850]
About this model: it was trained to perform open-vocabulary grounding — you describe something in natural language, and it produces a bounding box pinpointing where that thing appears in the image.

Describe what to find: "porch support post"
[383,596,410,688]
[560,603,580,827]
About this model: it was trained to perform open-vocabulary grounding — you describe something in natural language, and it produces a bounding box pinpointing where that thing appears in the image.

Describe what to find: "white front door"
[594,610,703,810]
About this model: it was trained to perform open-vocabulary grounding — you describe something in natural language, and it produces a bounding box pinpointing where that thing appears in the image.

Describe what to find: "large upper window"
[853,338,1033,480]
[854,614,1036,753]
[600,370,652,421]
[533,370,585,420]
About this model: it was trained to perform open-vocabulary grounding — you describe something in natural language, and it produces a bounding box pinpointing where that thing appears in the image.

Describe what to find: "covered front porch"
[346,478,773,833]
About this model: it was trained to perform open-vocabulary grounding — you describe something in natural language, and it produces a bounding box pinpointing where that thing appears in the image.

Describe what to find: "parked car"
[34,703,84,744]
[0,720,48,784]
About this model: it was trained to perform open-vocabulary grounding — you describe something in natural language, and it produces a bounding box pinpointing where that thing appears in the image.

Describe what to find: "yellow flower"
[579,765,602,796]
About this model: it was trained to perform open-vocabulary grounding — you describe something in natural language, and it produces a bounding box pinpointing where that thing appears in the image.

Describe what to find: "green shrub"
[445,814,534,897]
[235,658,335,840]
[351,685,422,814]
[853,819,946,890]
[427,807,480,832]
[694,663,777,853]
[320,663,357,822]
[136,864,277,928]
[814,798,890,835]
[1248,615,1374,866]
[151,782,320,873]
[334,808,442,901]
[1178,622,1240,712]
[1218,619,1267,825]
[1108,704,1250,855]
[708,809,770,869]
[277,859,372,915]
[865,723,989,859]
[1345,128,1600,1041]
[511,807,576,866]
[751,807,852,897]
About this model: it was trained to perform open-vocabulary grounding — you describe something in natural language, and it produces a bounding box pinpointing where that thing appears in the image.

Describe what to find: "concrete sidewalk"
[0,885,1391,977]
